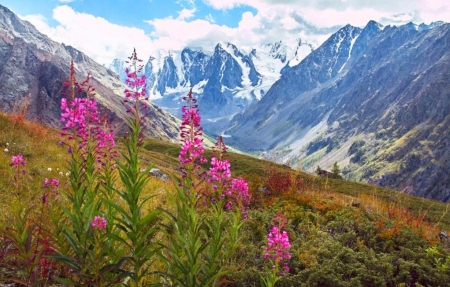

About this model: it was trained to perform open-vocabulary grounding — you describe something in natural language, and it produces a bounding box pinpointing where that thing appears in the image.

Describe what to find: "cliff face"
[0,4,180,142]
[226,21,450,202]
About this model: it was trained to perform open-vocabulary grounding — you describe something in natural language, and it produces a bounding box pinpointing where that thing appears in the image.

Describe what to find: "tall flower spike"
[213,135,227,161]
[60,60,116,167]
[179,89,206,177]
[264,211,291,276]
[123,48,149,134]
[62,60,79,100]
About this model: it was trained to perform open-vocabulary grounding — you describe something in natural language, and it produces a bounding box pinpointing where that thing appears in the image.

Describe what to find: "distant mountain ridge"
[0,4,180,141]
[226,20,450,202]
[109,39,314,134]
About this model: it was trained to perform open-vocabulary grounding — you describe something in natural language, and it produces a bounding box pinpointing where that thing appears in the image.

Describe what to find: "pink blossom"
[178,89,206,176]
[206,136,251,213]
[43,178,60,188]
[219,177,250,211]
[51,178,60,187]
[123,50,147,101]
[264,211,291,276]
[208,157,231,182]
[10,155,26,167]
[91,216,107,229]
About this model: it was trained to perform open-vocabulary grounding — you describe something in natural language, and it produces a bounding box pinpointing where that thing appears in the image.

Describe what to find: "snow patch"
[221,42,252,86]
[338,34,360,73]
[192,79,208,94]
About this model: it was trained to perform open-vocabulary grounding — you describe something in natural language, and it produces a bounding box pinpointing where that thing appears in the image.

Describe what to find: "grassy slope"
[1,111,449,229]
[143,135,450,230]
[2,111,450,286]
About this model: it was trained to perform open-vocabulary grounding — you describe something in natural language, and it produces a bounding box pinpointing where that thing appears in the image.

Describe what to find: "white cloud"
[177,8,196,20]
[19,0,450,67]
[202,0,254,10]
[202,0,450,26]
[21,6,153,66]
[145,6,334,54]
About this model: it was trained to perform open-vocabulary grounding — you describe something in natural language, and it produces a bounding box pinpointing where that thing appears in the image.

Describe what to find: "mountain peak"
[342,23,356,30]
[418,21,447,31]
[404,22,419,30]
[364,20,383,31]
[0,4,180,141]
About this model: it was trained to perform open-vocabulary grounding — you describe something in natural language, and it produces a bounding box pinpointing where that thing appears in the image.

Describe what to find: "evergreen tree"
[315,166,322,175]
[331,162,341,177]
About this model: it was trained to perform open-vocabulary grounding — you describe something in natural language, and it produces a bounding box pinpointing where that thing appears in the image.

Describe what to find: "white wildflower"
[47,168,52,172]
[4,148,8,152]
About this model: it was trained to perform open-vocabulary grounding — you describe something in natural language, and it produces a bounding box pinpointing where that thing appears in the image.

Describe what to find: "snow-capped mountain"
[109,39,315,134]
[226,20,450,202]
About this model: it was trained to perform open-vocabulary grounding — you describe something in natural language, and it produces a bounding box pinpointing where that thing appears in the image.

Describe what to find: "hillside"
[225,21,450,202]
[1,111,450,286]
[0,4,180,141]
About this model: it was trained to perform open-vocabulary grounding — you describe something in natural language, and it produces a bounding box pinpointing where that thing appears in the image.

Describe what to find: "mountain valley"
[1,2,450,202]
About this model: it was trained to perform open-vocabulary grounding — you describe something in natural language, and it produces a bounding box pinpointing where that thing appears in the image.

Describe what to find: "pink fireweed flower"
[264,211,291,276]
[124,49,147,101]
[179,138,205,166]
[96,129,116,149]
[125,69,147,98]
[265,227,291,261]
[178,89,206,177]
[207,136,250,214]
[91,216,107,229]
[42,178,60,204]
[60,65,117,167]
[10,155,26,167]
[209,157,231,183]
[181,106,201,127]
[43,178,60,188]
[51,178,60,187]
[61,98,100,132]
[220,177,250,212]
[230,177,250,206]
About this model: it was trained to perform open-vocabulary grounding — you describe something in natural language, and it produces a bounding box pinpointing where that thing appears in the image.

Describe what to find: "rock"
[149,168,168,182]
[439,231,449,242]
[258,186,268,193]
[0,4,180,142]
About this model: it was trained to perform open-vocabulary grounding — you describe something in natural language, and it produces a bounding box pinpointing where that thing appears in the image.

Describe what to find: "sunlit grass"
[2,110,450,285]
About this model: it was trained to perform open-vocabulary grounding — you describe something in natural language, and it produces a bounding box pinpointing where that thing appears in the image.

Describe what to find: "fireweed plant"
[160,90,250,286]
[104,48,161,287]
[1,49,280,286]
[48,59,125,286]
[261,210,291,287]
[2,157,62,286]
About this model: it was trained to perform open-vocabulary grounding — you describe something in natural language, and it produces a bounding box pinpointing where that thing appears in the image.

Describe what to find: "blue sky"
[2,0,449,65]
[2,0,256,29]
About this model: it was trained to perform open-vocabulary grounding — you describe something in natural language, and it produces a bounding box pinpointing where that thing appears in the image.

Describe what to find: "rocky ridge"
[0,4,180,142]
[225,20,450,202]
[109,40,314,135]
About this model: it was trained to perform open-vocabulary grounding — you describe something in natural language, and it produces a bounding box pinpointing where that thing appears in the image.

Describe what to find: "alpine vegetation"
[1,47,450,287]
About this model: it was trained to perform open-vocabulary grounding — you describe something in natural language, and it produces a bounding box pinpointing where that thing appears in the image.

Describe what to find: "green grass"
[2,111,450,286]
[143,133,450,230]
[2,111,449,231]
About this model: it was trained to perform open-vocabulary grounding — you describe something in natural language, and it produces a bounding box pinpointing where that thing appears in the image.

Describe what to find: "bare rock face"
[226,20,450,202]
[0,4,180,142]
